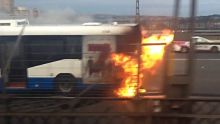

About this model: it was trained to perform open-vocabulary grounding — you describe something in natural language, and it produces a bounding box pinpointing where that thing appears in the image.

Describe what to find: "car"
[173,36,220,53]
[173,40,190,53]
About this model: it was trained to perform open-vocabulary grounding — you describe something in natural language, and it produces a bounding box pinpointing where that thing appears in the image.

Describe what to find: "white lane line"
[173,59,220,61]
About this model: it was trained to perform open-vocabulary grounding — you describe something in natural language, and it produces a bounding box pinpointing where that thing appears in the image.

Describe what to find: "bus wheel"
[54,73,75,94]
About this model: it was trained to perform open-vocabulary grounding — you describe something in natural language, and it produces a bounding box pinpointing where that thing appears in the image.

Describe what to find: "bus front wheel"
[54,73,76,94]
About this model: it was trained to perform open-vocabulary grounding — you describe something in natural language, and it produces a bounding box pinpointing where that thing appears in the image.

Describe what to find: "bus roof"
[0,24,137,36]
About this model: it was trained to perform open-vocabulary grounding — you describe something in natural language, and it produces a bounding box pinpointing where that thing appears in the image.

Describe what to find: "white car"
[173,40,190,53]
[173,36,220,53]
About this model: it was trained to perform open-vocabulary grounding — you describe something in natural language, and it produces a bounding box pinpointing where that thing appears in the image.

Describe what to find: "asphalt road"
[173,52,220,96]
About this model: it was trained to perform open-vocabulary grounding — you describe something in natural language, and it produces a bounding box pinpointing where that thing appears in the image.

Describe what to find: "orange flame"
[111,29,174,97]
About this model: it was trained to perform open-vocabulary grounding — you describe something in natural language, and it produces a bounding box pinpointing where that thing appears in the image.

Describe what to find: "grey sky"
[15,0,220,16]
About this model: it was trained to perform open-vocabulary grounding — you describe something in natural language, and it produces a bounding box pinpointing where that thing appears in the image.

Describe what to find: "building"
[0,0,14,13]
[14,6,30,16]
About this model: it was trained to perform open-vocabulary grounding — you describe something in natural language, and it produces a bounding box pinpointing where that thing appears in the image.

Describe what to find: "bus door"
[82,36,116,84]
[3,40,27,89]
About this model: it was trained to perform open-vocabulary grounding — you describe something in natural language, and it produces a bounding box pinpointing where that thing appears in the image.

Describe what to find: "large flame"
[111,29,174,97]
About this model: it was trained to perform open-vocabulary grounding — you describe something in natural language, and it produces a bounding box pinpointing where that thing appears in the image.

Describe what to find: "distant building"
[0,0,14,13]
[14,6,30,16]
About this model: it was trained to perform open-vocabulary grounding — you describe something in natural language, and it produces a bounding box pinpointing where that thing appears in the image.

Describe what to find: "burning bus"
[0,20,140,96]
[0,19,174,97]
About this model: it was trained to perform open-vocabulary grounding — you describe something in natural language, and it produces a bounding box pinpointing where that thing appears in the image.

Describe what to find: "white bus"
[0,22,140,94]
[0,19,29,27]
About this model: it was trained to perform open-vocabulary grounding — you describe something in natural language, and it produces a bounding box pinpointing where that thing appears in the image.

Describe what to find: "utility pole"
[135,0,140,23]
[135,0,141,98]
[165,0,181,98]
[187,0,197,97]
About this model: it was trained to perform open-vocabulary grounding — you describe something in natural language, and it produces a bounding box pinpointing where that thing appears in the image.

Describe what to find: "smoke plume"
[30,8,94,25]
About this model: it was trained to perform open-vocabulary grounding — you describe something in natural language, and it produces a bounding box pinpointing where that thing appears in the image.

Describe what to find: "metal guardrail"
[0,97,220,124]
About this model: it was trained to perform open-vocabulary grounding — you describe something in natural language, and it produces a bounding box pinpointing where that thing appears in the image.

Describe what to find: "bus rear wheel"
[54,73,76,94]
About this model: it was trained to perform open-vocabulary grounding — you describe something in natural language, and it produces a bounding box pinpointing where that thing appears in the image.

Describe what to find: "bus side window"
[65,36,82,57]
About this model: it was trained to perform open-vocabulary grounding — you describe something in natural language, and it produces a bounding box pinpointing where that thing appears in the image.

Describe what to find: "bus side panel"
[27,78,54,89]
[82,36,116,84]
[27,59,82,89]
[25,35,83,90]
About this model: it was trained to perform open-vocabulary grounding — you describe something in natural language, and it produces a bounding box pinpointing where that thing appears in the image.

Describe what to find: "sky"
[15,0,220,16]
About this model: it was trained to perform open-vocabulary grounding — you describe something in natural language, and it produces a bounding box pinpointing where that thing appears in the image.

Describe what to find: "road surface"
[173,52,220,96]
